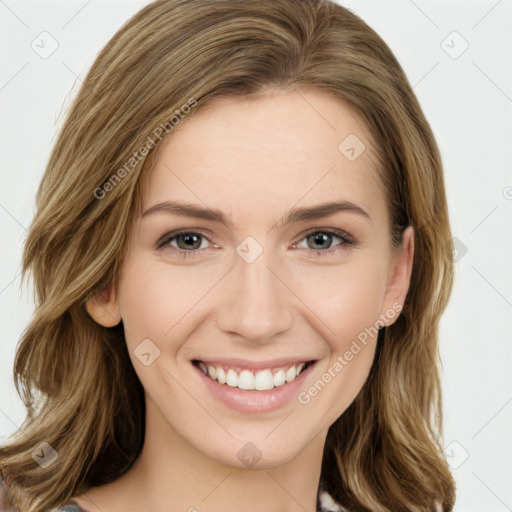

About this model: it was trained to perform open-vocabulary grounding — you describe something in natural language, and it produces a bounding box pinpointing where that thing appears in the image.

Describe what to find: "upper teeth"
[197,362,307,390]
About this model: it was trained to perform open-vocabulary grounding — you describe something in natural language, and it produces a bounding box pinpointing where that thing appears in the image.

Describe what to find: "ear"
[379,226,414,326]
[85,282,121,327]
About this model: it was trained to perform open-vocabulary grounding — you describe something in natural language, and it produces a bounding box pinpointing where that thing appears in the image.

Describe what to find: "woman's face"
[90,89,413,469]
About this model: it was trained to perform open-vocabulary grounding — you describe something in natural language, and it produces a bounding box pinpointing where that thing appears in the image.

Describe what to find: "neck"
[83,397,328,512]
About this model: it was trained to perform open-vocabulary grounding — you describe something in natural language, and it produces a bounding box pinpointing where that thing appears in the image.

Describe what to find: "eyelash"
[156,228,356,259]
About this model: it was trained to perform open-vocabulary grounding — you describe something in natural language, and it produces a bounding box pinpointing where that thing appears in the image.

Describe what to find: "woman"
[0,0,456,510]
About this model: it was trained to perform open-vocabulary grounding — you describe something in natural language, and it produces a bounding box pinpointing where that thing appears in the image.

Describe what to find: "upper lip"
[192,357,316,370]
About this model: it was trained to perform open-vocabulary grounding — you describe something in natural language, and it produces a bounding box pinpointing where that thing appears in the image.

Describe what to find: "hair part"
[1,1,455,510]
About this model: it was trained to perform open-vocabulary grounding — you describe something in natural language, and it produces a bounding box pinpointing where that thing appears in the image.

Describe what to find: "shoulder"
[2,475,87,512]
[44,502,88,512]
[317,488,351,512]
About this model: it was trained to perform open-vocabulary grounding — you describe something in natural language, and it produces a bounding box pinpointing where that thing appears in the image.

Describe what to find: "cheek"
[116,256,226,361]
[118,249,389,353]
[288,255,389,338]
[117,267,171,343]
[289,258,387,422]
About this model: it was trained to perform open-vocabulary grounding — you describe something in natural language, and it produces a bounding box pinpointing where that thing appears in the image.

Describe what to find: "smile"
[192,360,315,391]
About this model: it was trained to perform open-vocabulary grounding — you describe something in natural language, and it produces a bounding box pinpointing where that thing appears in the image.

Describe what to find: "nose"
[215,249,293,344]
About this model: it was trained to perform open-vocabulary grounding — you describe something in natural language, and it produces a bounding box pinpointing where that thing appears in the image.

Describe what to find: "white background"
[1,1,511,510]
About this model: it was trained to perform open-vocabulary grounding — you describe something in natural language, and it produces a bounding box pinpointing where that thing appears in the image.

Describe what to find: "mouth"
[192,359,316,391]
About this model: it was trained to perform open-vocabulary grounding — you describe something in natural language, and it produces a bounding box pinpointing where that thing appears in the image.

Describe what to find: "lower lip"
[193,362,317,414]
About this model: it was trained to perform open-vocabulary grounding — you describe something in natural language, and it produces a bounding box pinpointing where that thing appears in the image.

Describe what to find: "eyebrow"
[141,199,371,229]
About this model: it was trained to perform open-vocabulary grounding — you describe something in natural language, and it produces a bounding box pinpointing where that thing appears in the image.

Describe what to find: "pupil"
[310,233,331,250]
[179,233,201,250]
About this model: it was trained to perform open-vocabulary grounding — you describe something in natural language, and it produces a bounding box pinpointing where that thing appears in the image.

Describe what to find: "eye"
[293,229,355,257]
[156,228,355,259]
[156,230,216,258]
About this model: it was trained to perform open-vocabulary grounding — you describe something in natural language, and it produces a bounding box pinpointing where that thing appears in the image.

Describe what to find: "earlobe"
[85,282,122,327]
[380,226,415,326]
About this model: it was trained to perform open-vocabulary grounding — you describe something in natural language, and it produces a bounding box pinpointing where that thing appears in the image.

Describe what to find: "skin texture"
[81,90,414,512]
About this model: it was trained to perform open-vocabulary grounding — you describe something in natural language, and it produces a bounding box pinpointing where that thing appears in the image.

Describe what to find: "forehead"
[141,89,386,230]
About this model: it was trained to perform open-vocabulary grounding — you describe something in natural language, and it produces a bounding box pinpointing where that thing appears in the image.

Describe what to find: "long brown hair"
[0,1,455,510]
